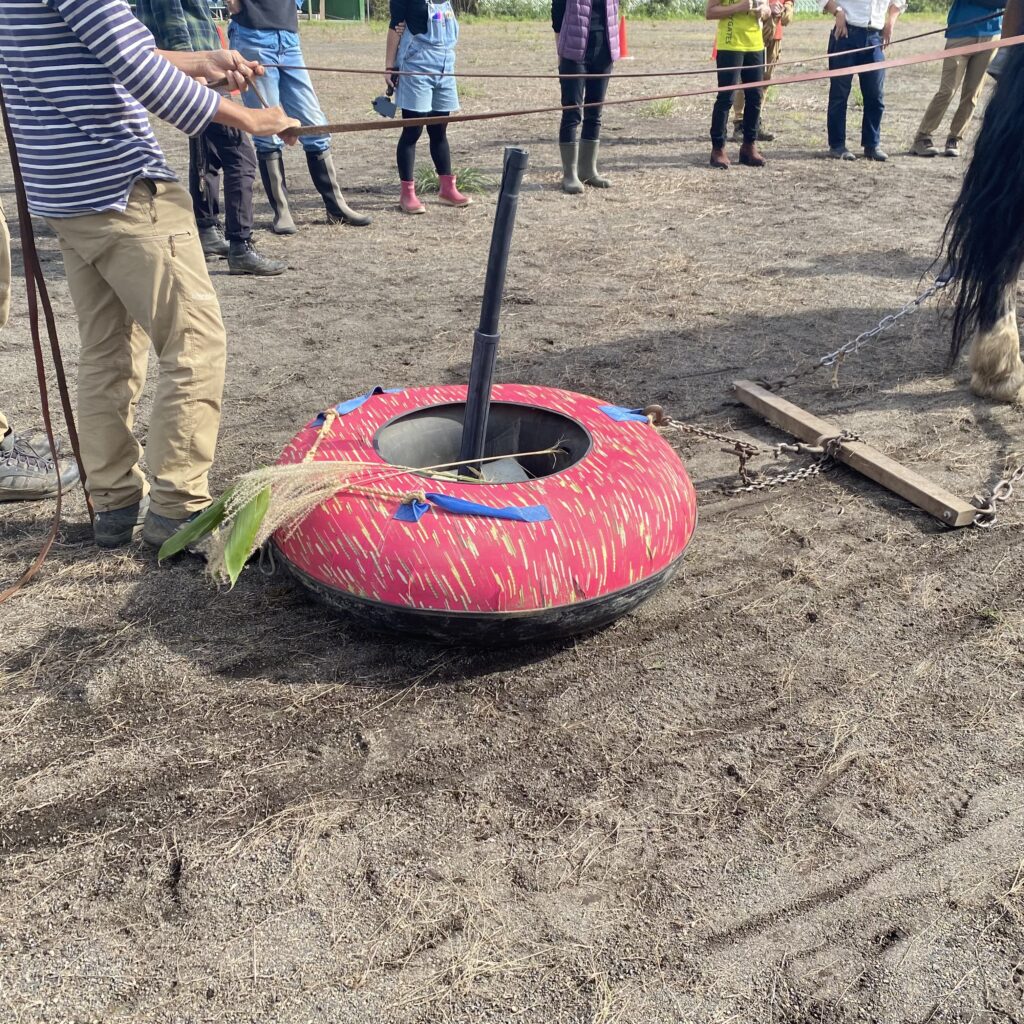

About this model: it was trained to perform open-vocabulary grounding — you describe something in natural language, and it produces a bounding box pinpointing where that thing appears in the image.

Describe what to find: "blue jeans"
[227,24,330,153]
[827,25,885,150]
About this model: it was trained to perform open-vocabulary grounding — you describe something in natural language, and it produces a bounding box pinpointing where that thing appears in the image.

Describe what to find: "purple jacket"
[554,0,620,62]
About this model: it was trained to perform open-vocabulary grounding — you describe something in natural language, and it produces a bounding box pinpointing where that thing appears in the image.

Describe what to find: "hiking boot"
[228,239,287,276]
[738,142,766,167]
[142,508,203,551]
[944,138,960,158]
[829,147,857,161]
[864,146,888,162]
[756,125,775,142]
[199,224,230,258]
[910,136,938,157]
[709,146,730,169]
[94,496,149,548]
[559,141,584,194]
[0,429,80,502]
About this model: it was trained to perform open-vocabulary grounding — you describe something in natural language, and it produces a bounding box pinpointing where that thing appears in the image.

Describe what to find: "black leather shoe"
[227,240,287,277]
[199,224,230,258]
[864,147,888,161]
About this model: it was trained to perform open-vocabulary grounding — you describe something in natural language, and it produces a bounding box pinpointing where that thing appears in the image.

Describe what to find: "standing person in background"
[552,0,621,194]
[228,0,372,233]
[136,0,287,274]
[820,0,906,161]
[910,0,1002,157]
[732,0,793,142]
[706,0,770,169]
[384,0,472,214]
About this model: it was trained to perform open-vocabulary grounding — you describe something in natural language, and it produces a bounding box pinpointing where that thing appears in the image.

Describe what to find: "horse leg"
[968,295,1024,404]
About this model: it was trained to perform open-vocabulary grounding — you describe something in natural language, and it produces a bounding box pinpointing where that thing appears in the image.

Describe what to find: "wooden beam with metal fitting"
[732,380,979,528]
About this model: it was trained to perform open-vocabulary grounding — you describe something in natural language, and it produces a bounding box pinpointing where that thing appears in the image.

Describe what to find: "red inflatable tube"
[272,383,697,643]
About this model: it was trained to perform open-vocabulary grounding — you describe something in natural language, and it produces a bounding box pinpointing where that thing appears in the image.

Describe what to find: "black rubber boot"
[228,239,287,276]
[257,151,297,236]
[305,150,372,227]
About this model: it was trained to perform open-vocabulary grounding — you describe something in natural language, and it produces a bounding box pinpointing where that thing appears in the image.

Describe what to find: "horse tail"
[942,42,1024,362]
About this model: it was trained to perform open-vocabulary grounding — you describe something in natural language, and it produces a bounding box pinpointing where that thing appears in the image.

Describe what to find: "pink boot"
[400,180,425,215]
[438,174,472,208]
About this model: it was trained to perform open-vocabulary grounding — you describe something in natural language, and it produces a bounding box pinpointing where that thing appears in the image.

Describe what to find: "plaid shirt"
[135,0,220,51]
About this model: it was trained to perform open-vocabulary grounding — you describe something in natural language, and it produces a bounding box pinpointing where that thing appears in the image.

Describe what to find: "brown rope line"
[269,9,1005,81]
[292,34,1019,136]
[0,82,91,607]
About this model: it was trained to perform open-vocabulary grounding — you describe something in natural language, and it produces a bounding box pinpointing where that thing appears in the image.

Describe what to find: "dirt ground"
[2,16,1023,1024]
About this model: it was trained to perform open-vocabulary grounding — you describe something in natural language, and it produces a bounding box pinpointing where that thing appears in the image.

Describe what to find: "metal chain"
[970,458,1024,529]
[763,276,951,391]
[647,404,859,494]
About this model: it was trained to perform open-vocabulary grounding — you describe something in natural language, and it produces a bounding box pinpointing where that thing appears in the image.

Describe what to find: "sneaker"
[227,240,287,277]
[944,138,960,158]
[199,225,230,259]
[94,496,149,548]
[0,429,80,502]
[142,508,204,551]
[709,146,730,170]
[829,147,857,161]
[910,136,938,157]
[864,147,888,162]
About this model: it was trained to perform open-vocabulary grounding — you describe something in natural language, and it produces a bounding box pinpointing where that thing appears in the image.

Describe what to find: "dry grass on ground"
[1,17,1023,1024]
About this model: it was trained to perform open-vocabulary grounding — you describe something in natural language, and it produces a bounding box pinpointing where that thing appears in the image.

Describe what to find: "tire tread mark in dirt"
[701,805,1019,950]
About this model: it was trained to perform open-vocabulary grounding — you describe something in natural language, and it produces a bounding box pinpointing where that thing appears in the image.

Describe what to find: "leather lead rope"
[0,81,91,607]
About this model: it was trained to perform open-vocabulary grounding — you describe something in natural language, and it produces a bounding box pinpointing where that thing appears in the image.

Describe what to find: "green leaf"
[222,486,271,587]
[158,489,232,562]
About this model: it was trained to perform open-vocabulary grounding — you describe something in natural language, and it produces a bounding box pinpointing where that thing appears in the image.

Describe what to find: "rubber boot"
[400,180,425,214]
[559,141,584,194]
[438,173,472,207]
[257,151,297,236]
[305,150,372,227]
[578,139,611,188]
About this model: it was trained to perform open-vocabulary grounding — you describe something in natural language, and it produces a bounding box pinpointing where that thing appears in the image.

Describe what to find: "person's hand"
[246,106,302,143]
[881,20,894,46]
[385,68,399,91]
[756,2,771,19]
[199,48,263,92]
[226,0,243,13]
[770,2,783,17]
[833,6,848,38]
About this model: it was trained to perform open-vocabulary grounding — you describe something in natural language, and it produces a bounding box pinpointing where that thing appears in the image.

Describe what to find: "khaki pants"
[46,180,227,518]
[916,35,996,144]
[734,33,781,124]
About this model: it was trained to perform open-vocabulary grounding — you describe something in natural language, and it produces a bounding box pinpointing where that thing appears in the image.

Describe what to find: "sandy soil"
[2,16,1023,1024]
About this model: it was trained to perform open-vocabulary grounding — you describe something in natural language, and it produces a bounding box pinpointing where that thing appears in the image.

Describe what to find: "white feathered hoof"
[968,311,1024,404]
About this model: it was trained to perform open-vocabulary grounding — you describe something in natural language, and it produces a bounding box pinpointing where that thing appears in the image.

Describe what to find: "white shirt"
[821,0,905,29]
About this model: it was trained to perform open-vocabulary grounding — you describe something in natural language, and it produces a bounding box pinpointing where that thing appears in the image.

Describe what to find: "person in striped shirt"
[0,0,299,549]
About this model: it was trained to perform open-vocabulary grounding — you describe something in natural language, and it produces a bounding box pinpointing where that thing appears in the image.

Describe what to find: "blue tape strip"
[310,387,403,427]
[394,492,552,524]
[599,405,649,423]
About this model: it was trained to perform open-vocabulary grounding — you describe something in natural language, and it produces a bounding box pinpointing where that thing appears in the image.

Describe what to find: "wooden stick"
[732,380,978,528]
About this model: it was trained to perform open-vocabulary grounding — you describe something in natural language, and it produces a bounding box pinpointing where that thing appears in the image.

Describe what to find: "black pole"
[458,147,529,470]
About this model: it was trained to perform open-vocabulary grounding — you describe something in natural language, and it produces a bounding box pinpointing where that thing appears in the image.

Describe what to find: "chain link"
[970,458,1024,529]
[762,277,950,392]
[725,433,858,495]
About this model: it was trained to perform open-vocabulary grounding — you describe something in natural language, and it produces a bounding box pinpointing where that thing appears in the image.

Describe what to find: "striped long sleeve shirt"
[0,0,221,218]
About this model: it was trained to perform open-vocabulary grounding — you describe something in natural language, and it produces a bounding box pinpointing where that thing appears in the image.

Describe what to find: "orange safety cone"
[619,13,634,60]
